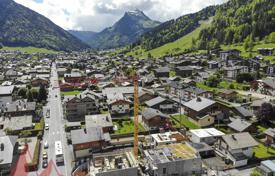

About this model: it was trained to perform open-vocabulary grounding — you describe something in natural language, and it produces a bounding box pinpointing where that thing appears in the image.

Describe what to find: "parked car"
[42,151,48,159]
[45,123,49,130]
[44,141,49,149]
[42,159,48,168]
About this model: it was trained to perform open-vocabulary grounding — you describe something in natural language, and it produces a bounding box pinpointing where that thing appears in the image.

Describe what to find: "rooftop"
[190,128,224,138]
[183,97,216,112]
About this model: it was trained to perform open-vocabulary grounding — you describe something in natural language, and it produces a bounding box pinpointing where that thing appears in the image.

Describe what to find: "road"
[31,63,73,176]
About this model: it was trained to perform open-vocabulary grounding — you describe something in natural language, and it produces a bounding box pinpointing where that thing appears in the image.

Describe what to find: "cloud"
[14,0,228,32]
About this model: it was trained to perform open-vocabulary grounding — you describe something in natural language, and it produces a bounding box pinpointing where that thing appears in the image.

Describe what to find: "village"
[0,47,274,176]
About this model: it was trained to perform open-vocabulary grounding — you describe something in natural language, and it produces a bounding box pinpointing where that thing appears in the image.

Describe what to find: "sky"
[14,0,228,32]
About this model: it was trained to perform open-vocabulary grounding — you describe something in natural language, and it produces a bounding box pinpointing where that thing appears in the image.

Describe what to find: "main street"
[31,63,73,176]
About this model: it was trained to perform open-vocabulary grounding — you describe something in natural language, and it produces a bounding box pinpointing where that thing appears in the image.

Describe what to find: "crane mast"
[133,76,139,159]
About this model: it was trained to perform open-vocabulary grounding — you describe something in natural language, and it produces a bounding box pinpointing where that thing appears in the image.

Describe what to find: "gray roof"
[0,86,15,95]
[5,100,36,112]
[264,128,275,138]
[183,97,216,112]
[145,96,168,107]
[234,106,253,117]
[222,132,258,150]
[71,127,108,145]
[0,115,33,131]
[155,67,170,73]
[85,114,113,128]
[0,135,18,165]
[228,118,251,132]
[262,79,275,89]
[184,87,207,95]
[142,108,169,120]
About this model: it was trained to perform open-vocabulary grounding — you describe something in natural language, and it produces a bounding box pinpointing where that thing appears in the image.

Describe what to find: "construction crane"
[133,74,139,160]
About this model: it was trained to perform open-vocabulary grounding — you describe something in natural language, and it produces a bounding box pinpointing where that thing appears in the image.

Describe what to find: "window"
[163,168,166,174]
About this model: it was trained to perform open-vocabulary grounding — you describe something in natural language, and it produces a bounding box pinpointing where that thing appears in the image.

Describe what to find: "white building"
[190,128,225,145]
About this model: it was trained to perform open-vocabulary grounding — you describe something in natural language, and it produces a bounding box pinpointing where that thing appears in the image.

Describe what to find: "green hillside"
[127,19,211,58]
[0,46,58,54]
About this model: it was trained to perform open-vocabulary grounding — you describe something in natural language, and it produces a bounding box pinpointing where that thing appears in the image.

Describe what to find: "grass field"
[196,81,249,92]
[61,90,81,96]
[221,42,275,62]
[127,19,212,58]
[171,115,199,129]
[1,46,58,54]
[113,120,145,134]
[253,143,275,158]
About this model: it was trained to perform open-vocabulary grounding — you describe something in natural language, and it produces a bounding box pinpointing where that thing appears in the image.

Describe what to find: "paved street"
[30,63,73,176]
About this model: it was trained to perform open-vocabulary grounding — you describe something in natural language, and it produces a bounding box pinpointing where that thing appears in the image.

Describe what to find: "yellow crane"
[133,75,139,160]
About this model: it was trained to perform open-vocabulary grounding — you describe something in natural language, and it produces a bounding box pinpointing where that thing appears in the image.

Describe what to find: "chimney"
[196,97,202,102]
[84,128,87,134]
[232,135,237,141]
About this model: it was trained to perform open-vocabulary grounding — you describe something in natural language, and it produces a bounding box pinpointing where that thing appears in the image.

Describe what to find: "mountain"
[89,9,161,49]
[0,0,90,51]
[132,6,217,51]
[68,30,97,44]
[197,0,275,49]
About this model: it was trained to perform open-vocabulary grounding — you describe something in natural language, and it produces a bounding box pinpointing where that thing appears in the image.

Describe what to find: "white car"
[44,141,49,149]
[45,123,49,130]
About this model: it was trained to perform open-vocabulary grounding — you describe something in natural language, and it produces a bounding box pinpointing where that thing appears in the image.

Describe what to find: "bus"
[55,141,64,165]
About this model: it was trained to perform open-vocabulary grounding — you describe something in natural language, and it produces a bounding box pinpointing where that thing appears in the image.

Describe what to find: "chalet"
[154,67,170,78]
[251,79,275,96]
[0,86,15,108]
[4,100,37,119]
[216,132,258,167]
[183,97,217,127]
[64,72,86,83]
[142,108,171,130]
[218,89,237,102]
[257,48,274,56]
[194,72,210,82]
[257,160,275,176]
[70,127,110,159]
[106,93,132,115]
[175,66,193,77]
[138,91,155,104]
[233,106,254,119]
[208,61,219,69]
[63,94,99,121]
[182,86,213,101]
[145,96,176,113]
[31,77,49,87]
[264,128,275,146]
[220,49,241,61]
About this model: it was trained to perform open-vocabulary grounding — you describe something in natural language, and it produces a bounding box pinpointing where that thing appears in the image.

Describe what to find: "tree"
[207,76,221,87]
[250,169,262,176]
[27,90,33,102]
[147,52,152,59]
[38,86,47,102]
[17,88,27,98]
[236,73,254,83]
[257,103,274,122]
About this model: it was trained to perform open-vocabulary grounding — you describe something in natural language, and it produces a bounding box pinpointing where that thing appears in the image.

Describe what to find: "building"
[224,66,248,79]
[63,94,99,121]
[64,72,86,83]
[142,108,171,130]
[257,48,274,56]
[264,128,275,146]
[0,115,33,132]
[70,127,110,159]
[190,128,224,145]
[251,79,275,96]
[144,143,202,176]
[145,96,176,113]
[175,66,193,78]
[30,77,49,87]
[0,85,15,109]
[228,118,254,133]
[85,114,113,133]
[89,151,139,176]
[0,135,18,175]
[182,87,213,101]
[220,49,241,61]
[216,132,258,167]
[256,160,275,176]
[154,67,170,78]
[4,100,37,119]
[218,90,237,102]
[106,93,131,115]
[183,97,217,127]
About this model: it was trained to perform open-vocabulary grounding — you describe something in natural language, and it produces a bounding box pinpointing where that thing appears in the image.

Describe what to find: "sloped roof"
[222,132,258,150]
[183,97,216,112]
